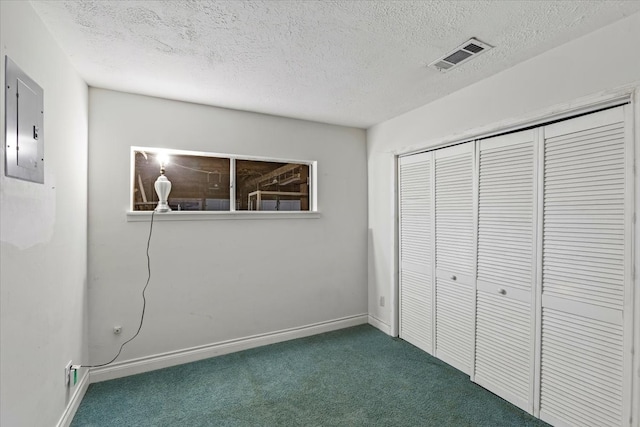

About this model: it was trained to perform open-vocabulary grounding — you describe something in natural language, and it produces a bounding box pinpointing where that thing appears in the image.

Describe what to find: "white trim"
[56,370,90,427]
[131,145,314,166]
[230,158,237,212]
[311,161,318,212]
[126,211,321,222]
[396,87,633,158]
[368,314,391,335]
[395,155,402,341]
[623,103,635,427]
[632,87,640,427]
[90,314,367,383]
[390,155,399,337]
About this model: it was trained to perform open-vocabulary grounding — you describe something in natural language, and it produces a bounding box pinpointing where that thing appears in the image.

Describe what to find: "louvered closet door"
[434,143,475,374]
[539,106,631,427]
[474,130,537,414]
[398,152,434,354]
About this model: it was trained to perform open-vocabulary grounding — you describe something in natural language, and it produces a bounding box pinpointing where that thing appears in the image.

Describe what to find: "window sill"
[126,211,321,222]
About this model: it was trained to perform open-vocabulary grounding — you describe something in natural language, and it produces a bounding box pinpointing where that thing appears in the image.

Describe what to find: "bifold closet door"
[398,152,434,354]
[434,143,475,374]
[539,106,632,427]
[474,130,537,413]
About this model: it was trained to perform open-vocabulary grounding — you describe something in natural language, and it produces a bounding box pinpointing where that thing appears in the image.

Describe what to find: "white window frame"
[127,146,319,221]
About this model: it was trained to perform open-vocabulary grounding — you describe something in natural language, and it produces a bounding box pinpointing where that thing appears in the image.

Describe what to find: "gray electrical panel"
[5,56,44,183]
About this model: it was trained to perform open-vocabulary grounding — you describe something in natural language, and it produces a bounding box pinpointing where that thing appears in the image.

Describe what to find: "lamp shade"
[154,174,172,212]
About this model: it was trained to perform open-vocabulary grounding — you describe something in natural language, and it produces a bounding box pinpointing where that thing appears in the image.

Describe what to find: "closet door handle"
[450,275,457,281]
[498,288,506,295]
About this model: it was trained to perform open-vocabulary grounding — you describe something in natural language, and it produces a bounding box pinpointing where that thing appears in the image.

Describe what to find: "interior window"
[132,149,311,212]
[133,151,230,211]
[236,160,310,211]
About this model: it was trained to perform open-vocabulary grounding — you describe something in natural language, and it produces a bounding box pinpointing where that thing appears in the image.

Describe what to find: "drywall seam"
[90,314,368,383]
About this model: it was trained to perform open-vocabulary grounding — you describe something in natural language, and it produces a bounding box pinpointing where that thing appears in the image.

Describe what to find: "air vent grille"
[464,43,484,54]
[443,50,472,65]
[429,38,492,72]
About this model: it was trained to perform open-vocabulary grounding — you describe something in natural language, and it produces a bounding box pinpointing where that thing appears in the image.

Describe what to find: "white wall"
[87,89,367,367]
[0,2,89,426]
[366,10,640,424]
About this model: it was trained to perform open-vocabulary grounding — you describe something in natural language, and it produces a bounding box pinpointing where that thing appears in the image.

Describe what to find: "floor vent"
[429,38,493,72]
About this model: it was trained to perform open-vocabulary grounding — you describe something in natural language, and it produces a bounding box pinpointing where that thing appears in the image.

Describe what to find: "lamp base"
[155,202,172,213]
[154,174,172,213]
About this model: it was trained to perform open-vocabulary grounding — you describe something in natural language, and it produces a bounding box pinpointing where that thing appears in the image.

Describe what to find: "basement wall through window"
[132,148,313,212]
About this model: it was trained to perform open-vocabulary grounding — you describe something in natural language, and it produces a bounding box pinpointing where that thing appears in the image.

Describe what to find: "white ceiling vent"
[429,38,493,72]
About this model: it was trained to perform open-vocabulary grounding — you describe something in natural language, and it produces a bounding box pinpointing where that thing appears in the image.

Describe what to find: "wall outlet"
[71,365,80,386]
[379,296,385,307]
[113,325,122,335]
[64,360,72,386]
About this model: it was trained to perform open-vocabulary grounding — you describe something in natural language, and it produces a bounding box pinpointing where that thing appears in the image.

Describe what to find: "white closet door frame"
[623,104,634,427]
[632,93,640,427]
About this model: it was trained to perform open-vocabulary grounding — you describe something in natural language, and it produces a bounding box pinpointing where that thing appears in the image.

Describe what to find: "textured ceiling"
[29,1,640,128]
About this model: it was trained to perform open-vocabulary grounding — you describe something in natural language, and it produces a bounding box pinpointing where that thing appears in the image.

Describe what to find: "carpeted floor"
[71,325,549,426]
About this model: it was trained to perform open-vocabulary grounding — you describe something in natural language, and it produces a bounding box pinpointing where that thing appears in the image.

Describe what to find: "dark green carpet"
[71,325,549,426]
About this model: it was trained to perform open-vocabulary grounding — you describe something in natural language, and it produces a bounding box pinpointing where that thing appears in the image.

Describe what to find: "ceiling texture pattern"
[29,0,640,128]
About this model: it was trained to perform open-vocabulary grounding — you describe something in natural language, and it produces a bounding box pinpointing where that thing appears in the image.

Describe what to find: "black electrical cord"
[80,210,156,368]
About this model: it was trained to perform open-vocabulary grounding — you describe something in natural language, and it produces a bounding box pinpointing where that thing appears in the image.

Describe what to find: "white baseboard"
[91,313,368,383]
[56,369,90,427]
[368,315,391,335]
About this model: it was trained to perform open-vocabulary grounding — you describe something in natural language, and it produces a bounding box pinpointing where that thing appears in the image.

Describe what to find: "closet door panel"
[540,309,624,427]
[474,130,536,413]
[398,152,433,354]
[435,276,474,372]
[540,106,629,427]
[475,291,532,409]
[434,143,475,374]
